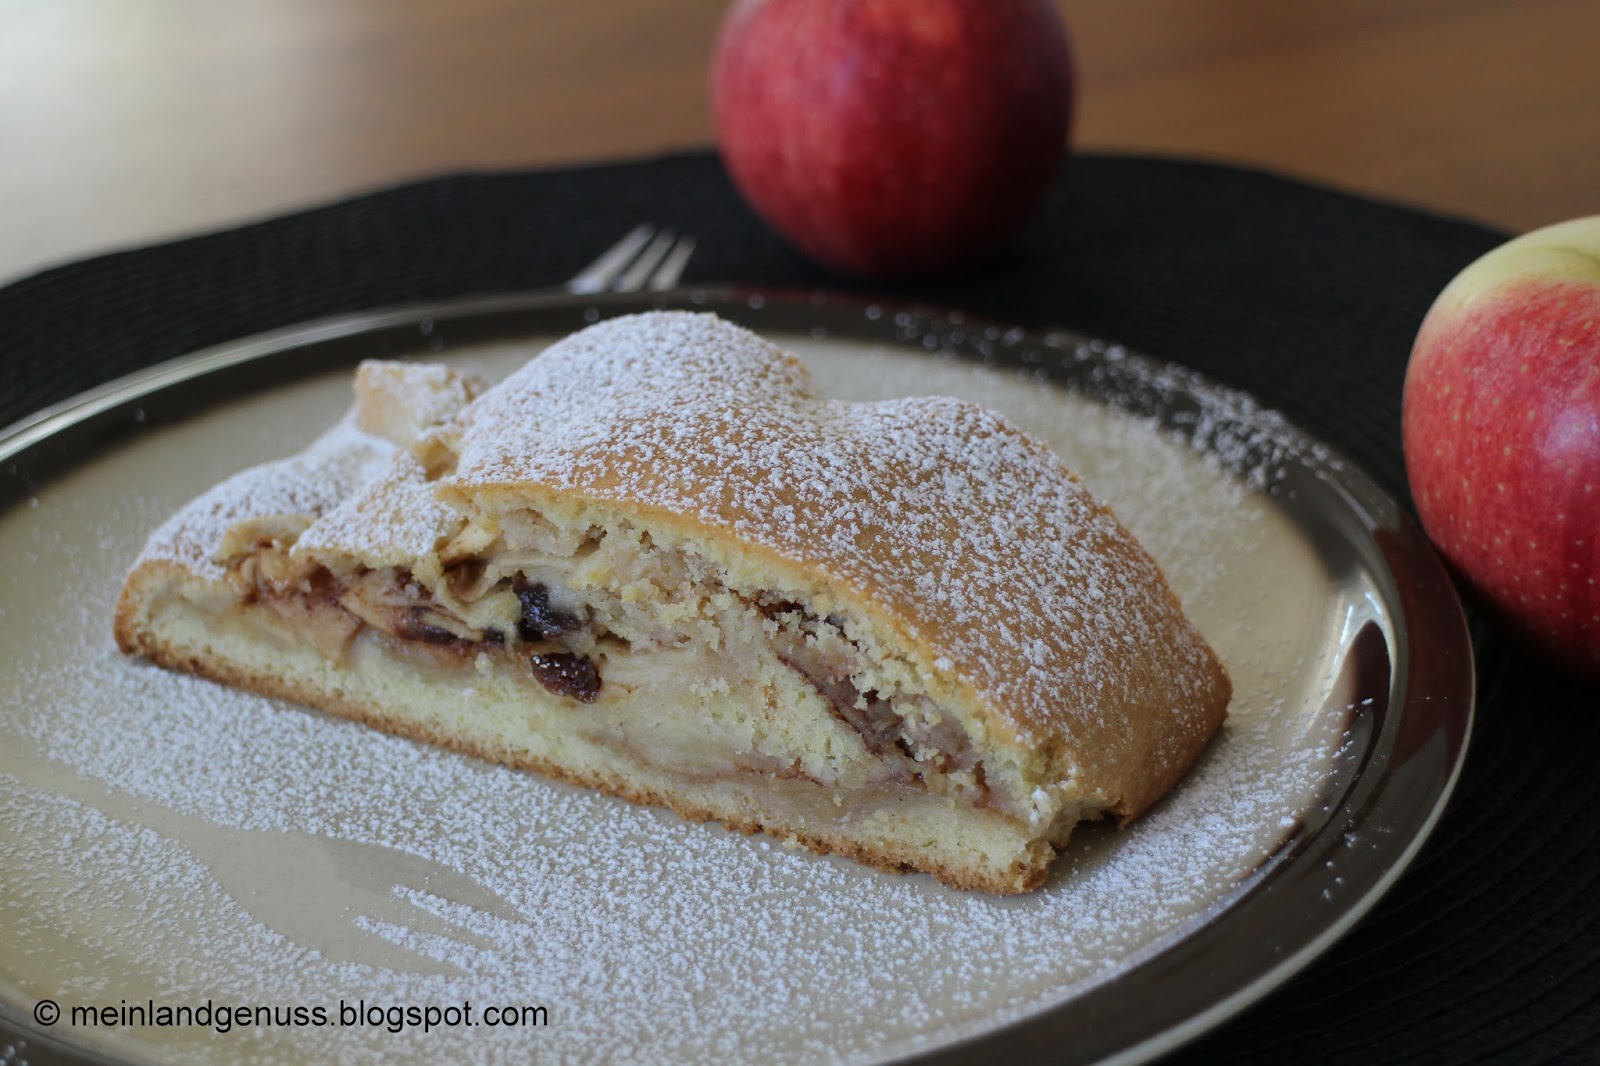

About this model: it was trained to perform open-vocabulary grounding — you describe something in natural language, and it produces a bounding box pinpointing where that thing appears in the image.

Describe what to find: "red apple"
[1403,215,1600,679]
[710,0,1073,279]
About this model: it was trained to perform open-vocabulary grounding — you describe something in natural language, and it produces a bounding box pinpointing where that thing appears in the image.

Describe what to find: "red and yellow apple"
[710,0,1074,279]
[1403,216,1600,679]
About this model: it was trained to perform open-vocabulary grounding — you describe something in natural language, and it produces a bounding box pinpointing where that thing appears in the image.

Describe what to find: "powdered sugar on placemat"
[0,332,1346,1065]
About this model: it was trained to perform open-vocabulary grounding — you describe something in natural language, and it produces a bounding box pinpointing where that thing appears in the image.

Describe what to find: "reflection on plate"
[0,290,1472,1065]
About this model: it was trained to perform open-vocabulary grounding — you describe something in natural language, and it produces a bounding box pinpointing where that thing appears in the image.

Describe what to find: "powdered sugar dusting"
[138,417,398,581]
[0,325,1352,1064]
[294,451,462,568]
[450,313,1223,769]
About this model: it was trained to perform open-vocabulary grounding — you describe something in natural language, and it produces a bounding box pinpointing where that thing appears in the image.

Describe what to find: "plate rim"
[0,286,1475,1066]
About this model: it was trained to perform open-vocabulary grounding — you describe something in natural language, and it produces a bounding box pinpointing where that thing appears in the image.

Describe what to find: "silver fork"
[566,223,697,294]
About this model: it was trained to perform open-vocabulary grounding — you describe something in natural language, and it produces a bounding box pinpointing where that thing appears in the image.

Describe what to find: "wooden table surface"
[3,0,1597,285]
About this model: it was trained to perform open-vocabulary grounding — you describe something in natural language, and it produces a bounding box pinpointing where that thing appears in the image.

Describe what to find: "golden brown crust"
[112,563,161,657]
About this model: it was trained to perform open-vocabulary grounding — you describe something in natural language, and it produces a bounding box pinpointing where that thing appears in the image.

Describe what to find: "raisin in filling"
[508,575,600,701]
[529,652,601,703]
[513,573,581,640]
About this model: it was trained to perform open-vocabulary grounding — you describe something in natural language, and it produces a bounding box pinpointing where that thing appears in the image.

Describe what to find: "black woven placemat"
[3,150,1596,1063]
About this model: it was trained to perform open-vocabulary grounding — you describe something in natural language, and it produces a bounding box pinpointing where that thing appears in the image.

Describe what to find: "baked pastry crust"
[115,311,1230,893]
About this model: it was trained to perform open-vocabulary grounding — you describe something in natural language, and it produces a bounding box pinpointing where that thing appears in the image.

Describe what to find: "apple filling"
[215,512,1023,823]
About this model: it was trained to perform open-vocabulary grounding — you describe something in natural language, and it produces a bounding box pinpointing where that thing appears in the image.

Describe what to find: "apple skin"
[1402,215,1600,679]
[710,0,1073,279]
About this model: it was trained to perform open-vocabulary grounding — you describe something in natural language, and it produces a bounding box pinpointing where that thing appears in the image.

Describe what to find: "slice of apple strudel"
[115,311,1230,893]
